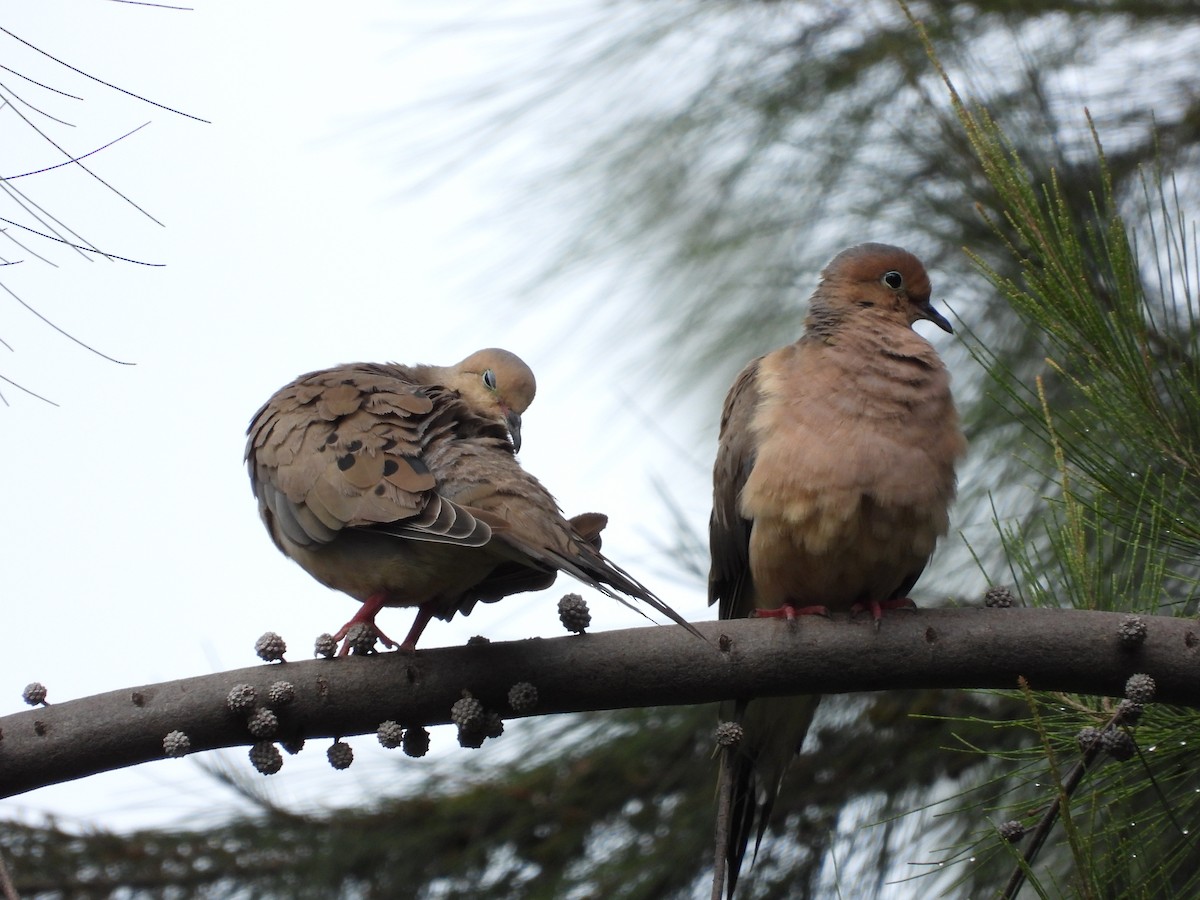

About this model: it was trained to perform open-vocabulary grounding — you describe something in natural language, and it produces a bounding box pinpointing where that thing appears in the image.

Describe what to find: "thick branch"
[1,608,1196,798]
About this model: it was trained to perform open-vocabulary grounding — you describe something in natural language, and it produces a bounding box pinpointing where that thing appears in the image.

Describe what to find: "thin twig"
[3,122,151,179]
[0,217,162,266]
[712,747,732,900]
[0,280,135,366]
[0,850,19,900]
[1001,691,1139,899]
[0,26,210,122]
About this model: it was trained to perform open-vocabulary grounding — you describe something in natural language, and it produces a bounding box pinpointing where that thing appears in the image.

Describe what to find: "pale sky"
[1,1,713,832]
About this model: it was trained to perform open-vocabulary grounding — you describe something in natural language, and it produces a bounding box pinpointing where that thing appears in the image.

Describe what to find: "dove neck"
[803,301,848,341]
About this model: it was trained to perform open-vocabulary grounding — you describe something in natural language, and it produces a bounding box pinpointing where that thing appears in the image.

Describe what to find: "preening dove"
[247,348,694,652]
[708,244,966,897]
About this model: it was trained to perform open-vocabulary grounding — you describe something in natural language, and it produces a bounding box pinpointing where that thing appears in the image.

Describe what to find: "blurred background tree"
[5,1,1200,896]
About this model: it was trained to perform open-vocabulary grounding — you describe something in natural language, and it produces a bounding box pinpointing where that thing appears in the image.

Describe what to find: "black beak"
[506,409,523,453]
[918,299,954,334]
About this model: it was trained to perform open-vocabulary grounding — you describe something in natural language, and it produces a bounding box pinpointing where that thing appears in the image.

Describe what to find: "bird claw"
[850,596,917,628]
[331,621,398,656]
[333,602,434,654]
[753,603,830,620]
[332,592,399,655]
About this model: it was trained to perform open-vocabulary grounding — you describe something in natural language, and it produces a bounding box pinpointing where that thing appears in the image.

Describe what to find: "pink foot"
[753,602,829,620]
[332,592,398,656]
[851,596,917,626]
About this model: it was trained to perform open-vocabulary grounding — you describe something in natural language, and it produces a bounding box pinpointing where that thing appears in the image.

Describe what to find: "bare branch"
[1,608,1195,798]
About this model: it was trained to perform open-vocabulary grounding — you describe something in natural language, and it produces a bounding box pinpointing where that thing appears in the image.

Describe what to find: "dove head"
[447,348,537,452]
[809,243,952,335]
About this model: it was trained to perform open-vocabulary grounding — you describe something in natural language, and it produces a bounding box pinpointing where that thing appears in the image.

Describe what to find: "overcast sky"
[1,1,715,832]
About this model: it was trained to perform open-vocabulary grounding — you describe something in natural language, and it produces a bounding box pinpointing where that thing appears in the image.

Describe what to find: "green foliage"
[1,710,715,899]
[957,101,1200,580]
[3,696,1022,899]
[930,693,1200,899]
[899,14,1200,893]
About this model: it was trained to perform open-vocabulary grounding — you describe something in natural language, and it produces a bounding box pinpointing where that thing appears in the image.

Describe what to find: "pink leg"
[397,604,436,651]
[753,602,829,620]
[332,592,398,656]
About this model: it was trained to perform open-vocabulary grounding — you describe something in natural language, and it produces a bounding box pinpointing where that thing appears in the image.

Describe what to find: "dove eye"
[882,271,904,290]
[482,369,497,391]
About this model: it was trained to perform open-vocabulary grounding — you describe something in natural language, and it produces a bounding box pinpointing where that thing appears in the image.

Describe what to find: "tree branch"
[1,608,1196,798]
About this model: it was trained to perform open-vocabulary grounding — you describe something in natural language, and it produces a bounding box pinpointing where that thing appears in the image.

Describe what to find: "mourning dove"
[246,348,694,652]
[708,244,966,897]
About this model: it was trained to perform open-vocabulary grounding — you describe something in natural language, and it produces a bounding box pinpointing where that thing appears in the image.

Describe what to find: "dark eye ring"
[482,369,497,390]
[882,271,903,290]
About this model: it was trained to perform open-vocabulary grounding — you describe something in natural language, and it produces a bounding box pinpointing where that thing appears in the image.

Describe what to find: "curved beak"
[505,409,523,453]
[917,299,954,334]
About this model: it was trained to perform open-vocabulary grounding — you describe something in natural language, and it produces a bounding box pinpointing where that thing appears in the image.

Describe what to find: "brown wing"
[708,357,763,621]
[246,364,498,553]
[448,459,698,634]
[710,357,826,899]
[452,513,608,612]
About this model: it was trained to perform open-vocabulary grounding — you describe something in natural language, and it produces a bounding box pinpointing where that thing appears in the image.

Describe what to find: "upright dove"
[247,348,695,652]
[708,244,966,897]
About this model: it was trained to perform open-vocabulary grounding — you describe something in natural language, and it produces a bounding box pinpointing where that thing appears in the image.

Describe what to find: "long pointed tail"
[713,744,736,900]
[713,694,822,898]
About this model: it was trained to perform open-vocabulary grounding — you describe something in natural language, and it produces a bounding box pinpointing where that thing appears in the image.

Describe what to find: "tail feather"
[714,722,760,900]
[714,695,821,898]
[496,527,702,638]
[574,545,701,637]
